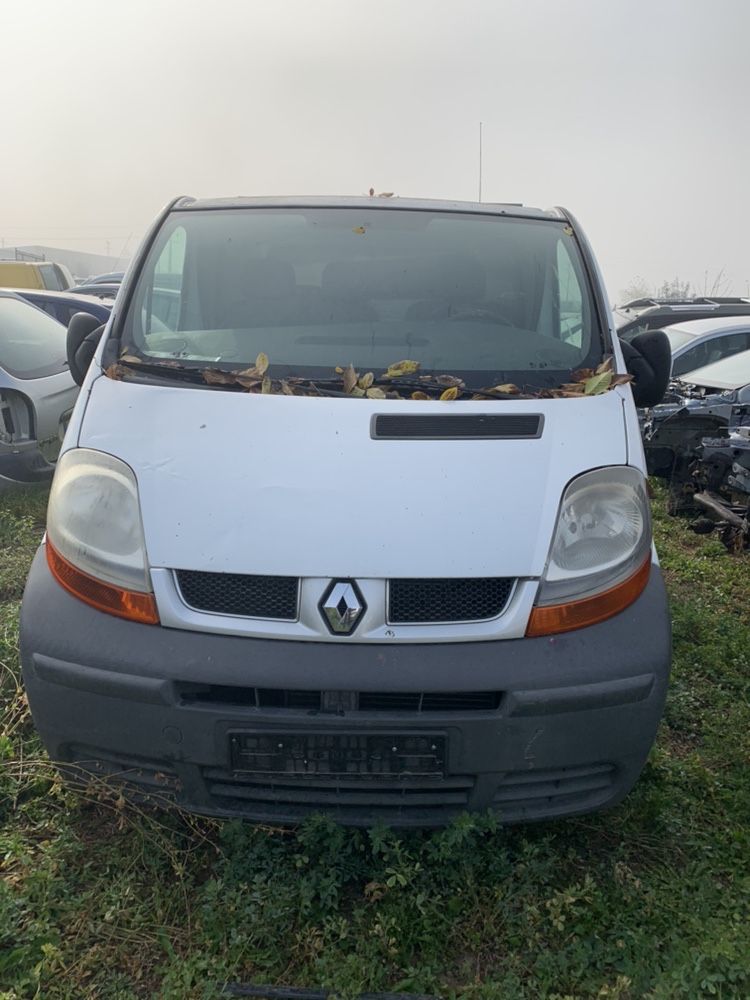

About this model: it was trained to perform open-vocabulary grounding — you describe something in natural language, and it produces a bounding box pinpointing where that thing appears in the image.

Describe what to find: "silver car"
[0,290,79,490]
[663,316,750,378]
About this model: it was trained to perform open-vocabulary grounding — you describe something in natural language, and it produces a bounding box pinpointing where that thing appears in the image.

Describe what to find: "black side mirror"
[619,330,672,407]
[67,312,105,386]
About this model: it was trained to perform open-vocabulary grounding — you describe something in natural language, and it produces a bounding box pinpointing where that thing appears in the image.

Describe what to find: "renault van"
[20,196,672,825]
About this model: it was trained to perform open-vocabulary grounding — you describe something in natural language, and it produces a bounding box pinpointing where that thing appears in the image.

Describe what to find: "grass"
[1,483,749,999]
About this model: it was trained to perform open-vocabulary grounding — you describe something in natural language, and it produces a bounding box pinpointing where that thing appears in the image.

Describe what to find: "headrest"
[321,254,485,302]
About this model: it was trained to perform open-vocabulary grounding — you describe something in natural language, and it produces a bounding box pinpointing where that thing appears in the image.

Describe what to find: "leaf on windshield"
[384,359,421,379]
[261,377,272,394]
[119,354,142,364]
[105,363,129,381]
[584,371,613,395]
[255,352,270,376]
[203,369,240,385]
[411,391,430,400]
[484,383,521,395]
[342,364,358,394]
[366,387,387,399]
[439,386,459,401]
[358,372,374,390]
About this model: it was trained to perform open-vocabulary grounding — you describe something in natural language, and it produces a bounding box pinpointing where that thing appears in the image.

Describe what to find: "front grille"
[389,577,514,623]
[493,763,616,818]
[175,569,298,620]
[203,767,474,823]
[178,684,502,714]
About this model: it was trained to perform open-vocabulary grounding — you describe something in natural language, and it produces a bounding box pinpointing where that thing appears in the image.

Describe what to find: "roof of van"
[172,195,561,221]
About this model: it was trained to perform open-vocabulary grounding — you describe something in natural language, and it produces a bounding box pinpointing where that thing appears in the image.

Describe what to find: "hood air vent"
[371,413,543,440]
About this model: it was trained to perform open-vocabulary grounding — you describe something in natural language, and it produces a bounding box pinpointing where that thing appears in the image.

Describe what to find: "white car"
[662,317,750,379]
[677,347,750,394]
[21,195,672,826]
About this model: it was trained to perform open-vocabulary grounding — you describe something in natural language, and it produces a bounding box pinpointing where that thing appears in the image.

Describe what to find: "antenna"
[478,121,483,202]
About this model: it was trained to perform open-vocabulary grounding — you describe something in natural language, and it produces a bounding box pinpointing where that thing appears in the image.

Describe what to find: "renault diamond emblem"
[320,580,366,635]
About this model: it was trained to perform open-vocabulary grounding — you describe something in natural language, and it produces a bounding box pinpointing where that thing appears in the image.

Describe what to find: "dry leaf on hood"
[366,387,387,399]
[358,372,374,390]
[411,391,430,400]
[439,386,460,401]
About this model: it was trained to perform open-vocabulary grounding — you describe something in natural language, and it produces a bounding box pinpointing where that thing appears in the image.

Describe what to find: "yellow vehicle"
[0,260,73,291]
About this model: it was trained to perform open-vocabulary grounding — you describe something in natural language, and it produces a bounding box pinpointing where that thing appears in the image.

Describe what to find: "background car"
[82,271,125,285]
[0,260,74,292]
[10,287,112,327]
[67,281,120,300]
[0,291,78,489]
[659,317,750,379]
[674,346,750,394]
[616,296,750,340]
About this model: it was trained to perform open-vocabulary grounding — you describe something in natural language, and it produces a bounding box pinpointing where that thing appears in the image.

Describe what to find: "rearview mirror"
[619,330,672,408]
[67,312,105,386]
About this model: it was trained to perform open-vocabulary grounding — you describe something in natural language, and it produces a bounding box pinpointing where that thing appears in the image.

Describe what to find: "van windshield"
[122,207,605,389]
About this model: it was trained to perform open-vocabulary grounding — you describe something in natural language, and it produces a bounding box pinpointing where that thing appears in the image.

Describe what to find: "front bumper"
[20,548,671,826]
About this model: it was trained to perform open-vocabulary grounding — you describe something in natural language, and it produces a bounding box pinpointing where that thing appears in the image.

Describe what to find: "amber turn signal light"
[46,540,159,625]
[526,556,651,637]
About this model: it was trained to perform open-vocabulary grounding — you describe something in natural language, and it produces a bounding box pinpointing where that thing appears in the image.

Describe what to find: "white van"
[20,196,672,825]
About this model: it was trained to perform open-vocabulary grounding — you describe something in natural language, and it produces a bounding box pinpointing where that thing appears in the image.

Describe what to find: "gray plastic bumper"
[20,547,671,826]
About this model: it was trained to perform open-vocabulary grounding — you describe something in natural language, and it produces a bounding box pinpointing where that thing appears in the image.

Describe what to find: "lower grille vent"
[203,768,474,823]
[175,569,298,620]
[179,685,502,713]
[389,577,514,623]
[493,763,616,818]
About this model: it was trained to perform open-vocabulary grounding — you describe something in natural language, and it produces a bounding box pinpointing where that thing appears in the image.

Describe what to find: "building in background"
[0,245,127,282]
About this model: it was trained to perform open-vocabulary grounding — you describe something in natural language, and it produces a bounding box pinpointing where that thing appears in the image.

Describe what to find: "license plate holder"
[229,732,447,778]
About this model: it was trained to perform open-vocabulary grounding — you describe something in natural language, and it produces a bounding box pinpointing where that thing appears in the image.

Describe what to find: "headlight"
[46,448,158,624]
[528,467,652,636]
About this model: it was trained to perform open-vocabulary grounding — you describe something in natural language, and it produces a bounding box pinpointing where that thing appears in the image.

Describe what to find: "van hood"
[78,378,629,579]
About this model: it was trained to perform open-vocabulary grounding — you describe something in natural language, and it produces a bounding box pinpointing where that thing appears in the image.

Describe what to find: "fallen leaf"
[610,373,634,387]
[105,363,127,380]
[384,359,421,378]
[358,372,374,390]
[334,366,344,374]
[261,377,272,394]
[255,352,270,376]
[202,369,238,385]
[439,386,459,401]
[350,386,365,397]
[235,375,261,389]
[422,374,464,388]
[595,357,613,375]
[342,364,358,394]
[584,371,613,395]
[570,368,594,382]
[366,387,386,399]
[352,226,366,235]
[411,391,430,400]
[489,383,521,395]
[280,380,295,395]
[119,354,142,364]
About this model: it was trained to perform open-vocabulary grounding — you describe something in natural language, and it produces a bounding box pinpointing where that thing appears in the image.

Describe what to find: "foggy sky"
[2,0,748,302]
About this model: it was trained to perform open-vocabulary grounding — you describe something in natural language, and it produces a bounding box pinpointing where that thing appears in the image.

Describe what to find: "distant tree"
[619,276,652,304]
[654,276,692,301]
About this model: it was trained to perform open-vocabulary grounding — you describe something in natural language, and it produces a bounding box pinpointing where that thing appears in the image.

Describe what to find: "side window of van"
[146,226,186,332]
[556,240,585,348]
